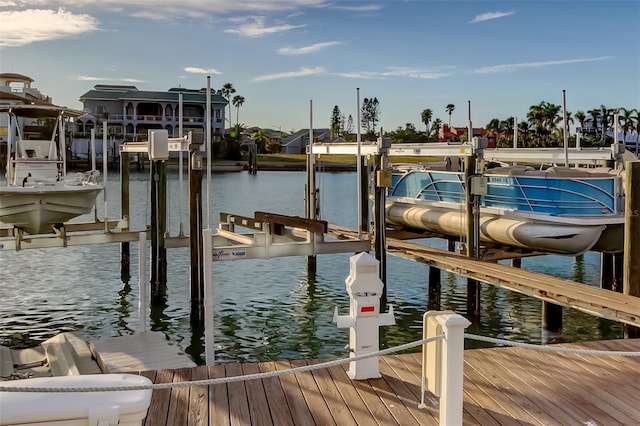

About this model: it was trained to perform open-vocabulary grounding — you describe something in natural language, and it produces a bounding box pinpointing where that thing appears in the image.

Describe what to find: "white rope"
[465,333,640,356]
[0,335,446,393]
[3,333,639,394]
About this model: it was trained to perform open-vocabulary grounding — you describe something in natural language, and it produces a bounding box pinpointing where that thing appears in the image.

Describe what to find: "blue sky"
[1,1,638,133]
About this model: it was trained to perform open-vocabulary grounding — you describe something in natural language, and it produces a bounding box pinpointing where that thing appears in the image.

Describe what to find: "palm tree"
[618,108,635,145]
[421,108,433,135]
[445,104,455,127]
[221,82,236,129]
[232,95,245,140]
[430,118,443,140]
[575,111,586,135]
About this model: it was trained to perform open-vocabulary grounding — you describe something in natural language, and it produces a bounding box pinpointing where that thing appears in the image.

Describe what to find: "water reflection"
[0,171,627,364]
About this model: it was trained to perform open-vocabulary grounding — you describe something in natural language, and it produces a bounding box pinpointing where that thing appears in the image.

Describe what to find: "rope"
[3,333,639,393]
[0,335,445,393]
[464,333,640,356]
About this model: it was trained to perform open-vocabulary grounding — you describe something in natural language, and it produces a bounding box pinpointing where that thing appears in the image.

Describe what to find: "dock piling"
[623,160,640,338]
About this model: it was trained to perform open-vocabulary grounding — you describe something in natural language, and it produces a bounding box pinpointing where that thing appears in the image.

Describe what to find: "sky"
[1,0,639,133]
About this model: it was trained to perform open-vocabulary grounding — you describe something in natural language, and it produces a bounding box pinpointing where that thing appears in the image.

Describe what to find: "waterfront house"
[281,128,332,154]
[75,84,228,158]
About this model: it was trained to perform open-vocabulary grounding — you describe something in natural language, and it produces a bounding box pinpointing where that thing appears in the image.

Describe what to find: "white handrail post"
[138,232,148,332]
[438,313,471,426]
[102,121,108,233]
[203,228,215,365]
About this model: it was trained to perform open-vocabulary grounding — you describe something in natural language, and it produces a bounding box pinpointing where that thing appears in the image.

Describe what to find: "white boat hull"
[0,185,102,234]
[386,201,609,255]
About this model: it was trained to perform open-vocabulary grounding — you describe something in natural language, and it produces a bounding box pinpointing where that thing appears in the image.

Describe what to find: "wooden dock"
[135,338,640,425]
[328,224,640,328]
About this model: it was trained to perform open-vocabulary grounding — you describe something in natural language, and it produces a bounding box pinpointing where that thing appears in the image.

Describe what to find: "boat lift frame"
[310,141,624,166]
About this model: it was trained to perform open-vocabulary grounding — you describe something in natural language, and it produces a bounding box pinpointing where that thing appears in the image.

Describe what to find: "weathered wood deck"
[137,338,640,425]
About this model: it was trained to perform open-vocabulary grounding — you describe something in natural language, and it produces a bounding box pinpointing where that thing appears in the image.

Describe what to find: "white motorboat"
[0,105,103,234]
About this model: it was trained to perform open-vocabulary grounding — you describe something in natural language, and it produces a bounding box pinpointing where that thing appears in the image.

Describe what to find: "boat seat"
[522,170,548,176]
[485,166,534,175]
[545,167,591,177]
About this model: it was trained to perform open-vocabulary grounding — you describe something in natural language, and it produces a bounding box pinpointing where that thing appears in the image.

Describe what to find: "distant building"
[281,128,332,154]
[438,124,488,142]
[0,73,56,167]
[77,84,228,141]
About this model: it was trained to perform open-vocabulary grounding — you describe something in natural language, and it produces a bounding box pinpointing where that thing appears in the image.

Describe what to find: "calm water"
[0,170,623,364]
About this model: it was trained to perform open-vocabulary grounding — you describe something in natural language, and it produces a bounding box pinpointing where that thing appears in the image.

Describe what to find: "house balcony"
[95,115,221,124]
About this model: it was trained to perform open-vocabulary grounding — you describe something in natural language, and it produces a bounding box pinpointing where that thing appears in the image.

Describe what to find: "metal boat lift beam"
[211,211,370,261]
[309,142,619,164]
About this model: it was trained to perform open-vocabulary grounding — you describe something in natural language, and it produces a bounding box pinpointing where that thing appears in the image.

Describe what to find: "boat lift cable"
[2,334,640,393]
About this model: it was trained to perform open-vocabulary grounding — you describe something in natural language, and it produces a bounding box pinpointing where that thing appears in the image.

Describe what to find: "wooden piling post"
[373,136,391,300]
[428,266,441,311]
[305,146,317,274]
[120,151,130,284]
[542,302,563,344]
[600,252,614,290]
[189,149,204,322]
[150,159,167,302]
[464,155,480,316]
[623,161,640,338]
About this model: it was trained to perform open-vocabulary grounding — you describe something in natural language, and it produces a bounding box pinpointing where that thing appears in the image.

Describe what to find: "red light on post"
[360,306,375,313]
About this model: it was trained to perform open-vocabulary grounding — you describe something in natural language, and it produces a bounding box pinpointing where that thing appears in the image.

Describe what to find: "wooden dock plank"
[136,339,640,426]
[324,362,379,425]
[241,362,274,426]
[478,348,587,425]
[463,349,562,425]
[309,360,358,425]
[225,363,251,426]
[380,355,439,425]
[377,356,439,426]
[493,346,628,424]
[346,372,400,426]
[208,365,230,426]
[274,360,315,425]
[328,224,640,327]
[187,366,209,426]
[144,369,173,426]
[167,367,191,426]
[256,361,295,426]
[289,359,336,425]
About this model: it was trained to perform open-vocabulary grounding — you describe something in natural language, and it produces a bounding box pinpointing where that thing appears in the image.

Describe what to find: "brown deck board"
[240,362,272,426]
[225,363,251,426]
[274,360,315,425]
[256,361,294,426]
[310,360,358,425]
[324,362,378,425]
[144,369,173,426]
[167,367,191,426]
[289,359,336,425]
[137,339,640,425]
[187,366,209,426]
[209,364,230,426]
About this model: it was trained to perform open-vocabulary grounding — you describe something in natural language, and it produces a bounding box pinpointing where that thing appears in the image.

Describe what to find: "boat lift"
[210,211,369,260]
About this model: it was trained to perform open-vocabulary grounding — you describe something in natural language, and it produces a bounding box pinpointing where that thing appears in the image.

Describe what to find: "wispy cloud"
[473,56,613,74]
[334,67,451,80]
[331,4,382,12]
[253,66,325,82]
[277,41,341,55]
[225,15,305,37]
[0,8,99,47]
[184,67,223,75]
[470,11,515,23]
[75,76,146,83]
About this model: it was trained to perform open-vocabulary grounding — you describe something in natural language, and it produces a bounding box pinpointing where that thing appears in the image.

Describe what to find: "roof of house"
[79,85,227,105]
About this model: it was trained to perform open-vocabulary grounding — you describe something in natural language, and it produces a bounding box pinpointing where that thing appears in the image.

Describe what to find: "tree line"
[218,82,639,155]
